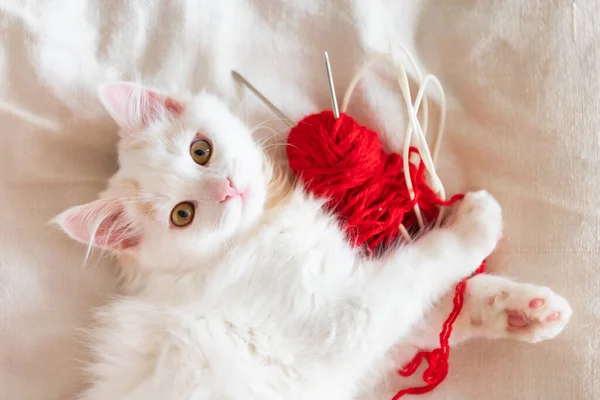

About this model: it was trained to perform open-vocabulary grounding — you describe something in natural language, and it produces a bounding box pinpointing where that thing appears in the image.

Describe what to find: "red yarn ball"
[287,110,447,253]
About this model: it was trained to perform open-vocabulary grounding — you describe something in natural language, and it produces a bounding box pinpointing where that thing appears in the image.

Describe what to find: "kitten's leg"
[372,190,502,312]
[402,189,503,286]
[400,274,573,354]
[353,191,503,397]
[363,276,572,400]
[359,191,503,349]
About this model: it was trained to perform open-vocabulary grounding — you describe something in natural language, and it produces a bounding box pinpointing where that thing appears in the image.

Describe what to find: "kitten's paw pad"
[489,286,572,343]
[452,190,502,252]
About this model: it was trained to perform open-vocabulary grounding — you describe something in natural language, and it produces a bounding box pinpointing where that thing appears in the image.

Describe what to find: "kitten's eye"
[170,202,195,227]
[190,139,212,166]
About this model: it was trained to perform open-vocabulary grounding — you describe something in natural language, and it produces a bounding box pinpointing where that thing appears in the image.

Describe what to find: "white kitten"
[55,83,572,400]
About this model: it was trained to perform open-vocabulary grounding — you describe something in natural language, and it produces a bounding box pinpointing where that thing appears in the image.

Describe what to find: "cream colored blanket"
[0,1,597,399]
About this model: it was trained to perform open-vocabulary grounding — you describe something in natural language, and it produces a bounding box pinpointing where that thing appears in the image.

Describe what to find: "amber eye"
[170,202,195,227]
[190,139,212,166]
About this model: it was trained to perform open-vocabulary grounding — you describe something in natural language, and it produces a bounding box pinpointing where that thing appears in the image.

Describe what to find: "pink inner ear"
[99,82,185,134]
[164,96,185,115]
[57,199,141,251]
[85,210,140,250]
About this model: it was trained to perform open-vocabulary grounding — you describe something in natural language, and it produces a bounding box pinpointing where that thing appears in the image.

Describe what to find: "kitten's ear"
[54,199,141,251]
[98,82,185,134]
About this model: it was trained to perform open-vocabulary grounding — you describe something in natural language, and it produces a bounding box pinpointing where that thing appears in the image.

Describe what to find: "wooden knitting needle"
[231,70,294,128]
[324,52,340,118]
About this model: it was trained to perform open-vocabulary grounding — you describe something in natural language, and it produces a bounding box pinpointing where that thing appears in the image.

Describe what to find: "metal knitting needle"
[324,51,340,119]
[231,70,294,128]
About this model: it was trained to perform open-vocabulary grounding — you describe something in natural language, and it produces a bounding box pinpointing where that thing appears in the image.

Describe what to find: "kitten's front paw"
[483,284,573,343]
[450,190,502,256]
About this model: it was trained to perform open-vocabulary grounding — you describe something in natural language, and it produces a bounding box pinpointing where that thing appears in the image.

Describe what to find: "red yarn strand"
[393,260,486,399]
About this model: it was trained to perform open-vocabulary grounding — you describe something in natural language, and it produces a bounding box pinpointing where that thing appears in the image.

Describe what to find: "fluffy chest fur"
[89,193,373,400]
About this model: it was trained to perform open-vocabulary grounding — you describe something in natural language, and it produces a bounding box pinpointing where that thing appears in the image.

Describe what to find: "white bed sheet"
[0,1,598,399]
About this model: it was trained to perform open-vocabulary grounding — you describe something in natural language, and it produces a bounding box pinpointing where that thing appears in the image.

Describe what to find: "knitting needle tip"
[324,52,340,119]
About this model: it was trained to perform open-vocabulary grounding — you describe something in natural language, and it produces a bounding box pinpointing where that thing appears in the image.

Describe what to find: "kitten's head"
[55,82,269,269]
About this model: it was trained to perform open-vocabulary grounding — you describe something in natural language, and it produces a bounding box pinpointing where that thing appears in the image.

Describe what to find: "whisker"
[255,124,290,141]
[261,142,300,152]
[249,116,282,135]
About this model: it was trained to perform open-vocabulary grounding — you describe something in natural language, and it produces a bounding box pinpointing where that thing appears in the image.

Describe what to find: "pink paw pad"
[546,311,561,321]
[484,284,571,342]
[507,311,528,328]
[528,298,545,309]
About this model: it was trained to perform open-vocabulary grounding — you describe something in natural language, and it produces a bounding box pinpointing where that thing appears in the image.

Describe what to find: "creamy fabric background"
[0,0,597,399]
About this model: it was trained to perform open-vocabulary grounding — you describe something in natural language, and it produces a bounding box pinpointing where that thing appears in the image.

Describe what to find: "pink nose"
[216,178,241,203]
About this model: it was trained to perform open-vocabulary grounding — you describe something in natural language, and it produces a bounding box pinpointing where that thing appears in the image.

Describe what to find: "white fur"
[56,84,572,400]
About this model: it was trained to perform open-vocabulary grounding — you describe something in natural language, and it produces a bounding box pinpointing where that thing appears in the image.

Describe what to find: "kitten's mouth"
[237,188,249,202]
